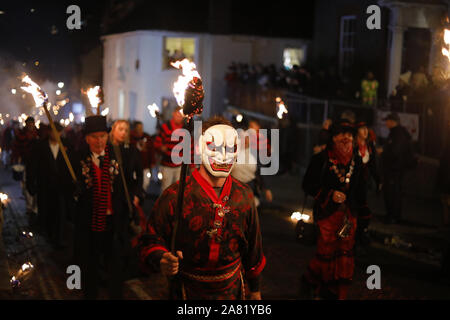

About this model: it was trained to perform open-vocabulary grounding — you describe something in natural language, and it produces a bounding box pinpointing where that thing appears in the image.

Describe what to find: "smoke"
[0,52,59,125]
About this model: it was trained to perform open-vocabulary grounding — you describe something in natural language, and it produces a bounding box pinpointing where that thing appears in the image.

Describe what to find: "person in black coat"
[26,123,73,248]
[301,119,365,300]
[72,116,136,299]
[379,112,414,224]
[354,121,381,250]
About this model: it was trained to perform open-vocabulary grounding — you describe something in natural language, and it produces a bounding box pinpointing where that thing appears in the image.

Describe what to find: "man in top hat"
[73,115,137,299]
[379,112,415,224]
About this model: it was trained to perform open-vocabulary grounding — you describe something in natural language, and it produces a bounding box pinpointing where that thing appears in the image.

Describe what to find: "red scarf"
[330,144,353,166]
[357,141,367,158]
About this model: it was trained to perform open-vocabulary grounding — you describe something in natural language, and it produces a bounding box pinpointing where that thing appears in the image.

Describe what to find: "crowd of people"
[0,105,448,300]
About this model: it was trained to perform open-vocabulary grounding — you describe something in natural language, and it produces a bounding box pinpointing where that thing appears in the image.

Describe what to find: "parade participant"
[130,121,156,170]
[139,116,266,300]
[110,120,144,206]
[301,119,364,300]
[73,115,134,299]
[153,107,186,192]
[354,121,381,251]
[26,123,73,248]
[231,125,272,208]
[379,112,416,224]
[12,117,38,216]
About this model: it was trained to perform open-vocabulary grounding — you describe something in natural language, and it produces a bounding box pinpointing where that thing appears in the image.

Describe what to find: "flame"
[86,86,101,110]
[442,29,450,61]
[147,103,160,118]
[0,193,8,203]
[69,112,74,122]
[101,107,109,116]
[171,59,201,107]
[276,97,288,119]
[21,75,48,107]
[290,211,310,222]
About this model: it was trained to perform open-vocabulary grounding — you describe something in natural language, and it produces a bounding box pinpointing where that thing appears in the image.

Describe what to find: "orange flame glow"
[21,75,48,107]
[276,97,288,119]
[86,86,101,110]
[171,59,201,108]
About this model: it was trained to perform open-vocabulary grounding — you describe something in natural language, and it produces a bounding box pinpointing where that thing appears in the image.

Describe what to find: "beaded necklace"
[329,156,355,184]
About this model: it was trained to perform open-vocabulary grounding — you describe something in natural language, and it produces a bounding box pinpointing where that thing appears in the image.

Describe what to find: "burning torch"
[169,59,204,299]
[86,86,104,115]
[21,75,77,182]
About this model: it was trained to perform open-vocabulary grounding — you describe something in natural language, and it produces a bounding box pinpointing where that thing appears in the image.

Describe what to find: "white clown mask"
[199,124,239,178]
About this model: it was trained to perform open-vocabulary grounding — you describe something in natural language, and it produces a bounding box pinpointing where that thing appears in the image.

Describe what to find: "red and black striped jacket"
[153,119,185,167]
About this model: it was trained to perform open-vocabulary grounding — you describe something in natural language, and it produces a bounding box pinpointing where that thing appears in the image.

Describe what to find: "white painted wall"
[102,30,308,134]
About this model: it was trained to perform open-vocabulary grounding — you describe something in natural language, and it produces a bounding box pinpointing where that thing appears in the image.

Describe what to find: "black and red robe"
[302,149,365,299]
[139,169,266,299]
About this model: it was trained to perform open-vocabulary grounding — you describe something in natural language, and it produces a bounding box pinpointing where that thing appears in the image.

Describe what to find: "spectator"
[130,121,156,170]
[379,112,415,224]
[410,66,429,92]
[360,71,379,107]
[313,119,332,155]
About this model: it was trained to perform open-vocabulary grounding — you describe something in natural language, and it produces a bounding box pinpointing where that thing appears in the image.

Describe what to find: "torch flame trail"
[171,59,201,108]
[276,97,288,119]
[21,75,48,107]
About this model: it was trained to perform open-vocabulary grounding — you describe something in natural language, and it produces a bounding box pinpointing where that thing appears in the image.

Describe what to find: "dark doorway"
[401,28,431,73]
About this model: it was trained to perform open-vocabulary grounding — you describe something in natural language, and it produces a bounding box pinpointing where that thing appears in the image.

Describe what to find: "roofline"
[100,29,310,43]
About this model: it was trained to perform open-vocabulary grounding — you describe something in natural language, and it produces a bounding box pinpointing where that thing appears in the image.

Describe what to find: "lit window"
[339,15,356,76]
[163,37,196,69]
[283,48,305,70]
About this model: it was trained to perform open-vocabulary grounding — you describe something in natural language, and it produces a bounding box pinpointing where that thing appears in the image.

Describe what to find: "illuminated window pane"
[283,48,304,70]
[163,37,196,69]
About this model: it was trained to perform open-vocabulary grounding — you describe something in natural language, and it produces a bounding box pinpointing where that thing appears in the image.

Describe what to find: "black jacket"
[72,144,136,266]
[302,150,365,221]
[381,125,412,174]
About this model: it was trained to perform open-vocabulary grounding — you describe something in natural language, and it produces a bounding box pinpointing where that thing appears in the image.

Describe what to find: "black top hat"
[329,119,355,137]
[83,115,109,135]
[25,116,35,123]
[382,112,400,122]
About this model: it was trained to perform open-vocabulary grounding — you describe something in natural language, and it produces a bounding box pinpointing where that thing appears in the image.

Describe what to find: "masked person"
[73,115,135,299]
[301,119,364,300]
[139,116,265,300]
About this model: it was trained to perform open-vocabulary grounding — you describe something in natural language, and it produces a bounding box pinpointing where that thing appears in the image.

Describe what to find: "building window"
[283,48,305,70]
[163,37,196,69]
[339,15,356,76]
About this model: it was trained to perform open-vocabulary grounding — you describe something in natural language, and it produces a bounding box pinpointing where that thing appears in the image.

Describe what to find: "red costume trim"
[247,255,266,278]
[192,169,233,267]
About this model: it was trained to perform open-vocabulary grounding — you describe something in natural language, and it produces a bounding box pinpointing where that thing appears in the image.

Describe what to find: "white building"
[102,30,308,134]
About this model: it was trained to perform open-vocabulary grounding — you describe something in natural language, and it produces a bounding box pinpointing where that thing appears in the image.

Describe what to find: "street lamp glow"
[236,114,243,123]
[158,172,163,180]
[58,82,64,89]
[56,90,61,95]
[11,89,16,95]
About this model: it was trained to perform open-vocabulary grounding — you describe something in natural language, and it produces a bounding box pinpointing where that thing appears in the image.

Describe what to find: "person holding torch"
[138,60,265,300]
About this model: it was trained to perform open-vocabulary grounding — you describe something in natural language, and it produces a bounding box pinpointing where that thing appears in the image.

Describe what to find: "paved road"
[1,168,449,299]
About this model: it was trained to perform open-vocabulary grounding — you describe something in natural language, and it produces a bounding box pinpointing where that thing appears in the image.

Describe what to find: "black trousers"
[383,172,403,220]
[82,217,124,300]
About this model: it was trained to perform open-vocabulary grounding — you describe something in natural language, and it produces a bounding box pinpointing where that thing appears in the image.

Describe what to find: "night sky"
[0,0,315,89]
